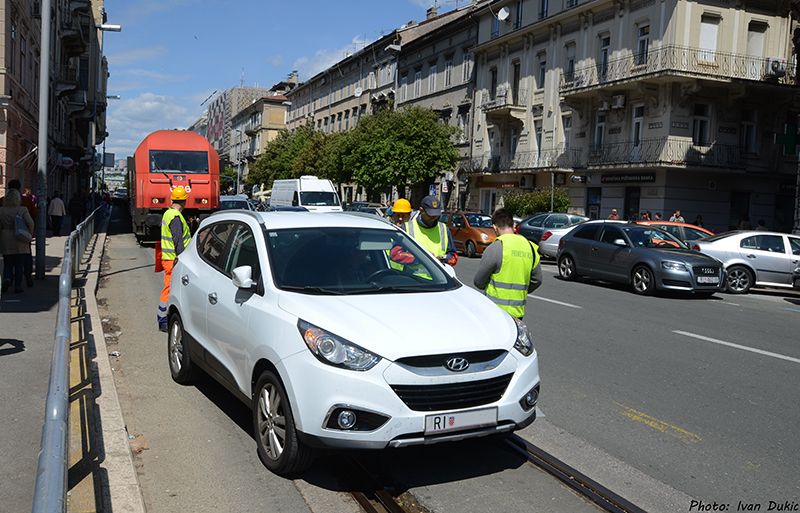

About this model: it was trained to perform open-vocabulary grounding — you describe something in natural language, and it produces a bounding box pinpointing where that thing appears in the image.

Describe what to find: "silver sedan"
[693,231,800,293]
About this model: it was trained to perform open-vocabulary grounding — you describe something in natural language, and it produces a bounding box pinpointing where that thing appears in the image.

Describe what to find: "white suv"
[167,211,540,475]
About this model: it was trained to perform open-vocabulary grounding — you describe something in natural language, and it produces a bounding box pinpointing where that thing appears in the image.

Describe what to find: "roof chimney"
[426,6,438,19]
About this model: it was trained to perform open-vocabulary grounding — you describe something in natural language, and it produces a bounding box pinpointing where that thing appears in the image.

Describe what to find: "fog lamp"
[337,410,357,430]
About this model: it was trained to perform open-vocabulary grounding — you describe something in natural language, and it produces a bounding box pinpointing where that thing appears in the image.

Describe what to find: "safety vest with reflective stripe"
[404,219,449,258]
[160,208,191,261]
[485,233,540,318]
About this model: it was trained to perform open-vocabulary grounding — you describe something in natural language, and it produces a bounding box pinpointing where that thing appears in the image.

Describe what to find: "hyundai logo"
[445,357,470,372]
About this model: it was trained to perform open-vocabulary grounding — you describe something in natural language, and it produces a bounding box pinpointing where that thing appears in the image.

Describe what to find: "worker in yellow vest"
[474,208,542,319]
[390,198,412,227]
[402,195,458,266]
[157,186,192,332]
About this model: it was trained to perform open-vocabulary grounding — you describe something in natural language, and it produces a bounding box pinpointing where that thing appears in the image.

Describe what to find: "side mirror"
[232,265,256,289]
[613,239,627,247]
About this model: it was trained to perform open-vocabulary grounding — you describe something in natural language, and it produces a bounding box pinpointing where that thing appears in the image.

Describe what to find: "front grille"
[663,279,691,287]
[390,373,513,412]
[693,266,719,276]
[396,350,506,369]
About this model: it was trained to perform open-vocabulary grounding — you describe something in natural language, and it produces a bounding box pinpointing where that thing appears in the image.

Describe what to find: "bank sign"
[601,173,656,184]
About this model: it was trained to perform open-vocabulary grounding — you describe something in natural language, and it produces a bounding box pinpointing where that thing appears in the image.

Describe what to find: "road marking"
[673,330,800,365]
[784,307,800,313]
[718,301,740,307]
[527,294,582,309]
[540,266,558,274]
[614,402,702,444]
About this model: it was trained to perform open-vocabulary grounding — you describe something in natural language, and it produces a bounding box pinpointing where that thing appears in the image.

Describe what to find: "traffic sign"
[429,184,438,197]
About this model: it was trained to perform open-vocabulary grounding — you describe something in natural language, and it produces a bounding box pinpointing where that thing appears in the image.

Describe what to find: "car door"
[205,222,264,389]
[520,214,547,242]
[567,223,602,275]
[450,214,466,251]
[593,225,633,281]
[739,234,789,285]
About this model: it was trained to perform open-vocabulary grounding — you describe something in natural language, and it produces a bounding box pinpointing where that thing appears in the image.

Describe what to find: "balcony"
[70,0,91,14]
[561,44,798,96]
[587,137,744,169]
[61,16,88,57]
[65,91,89,116]
[481,87,528,123]
[477,146,583,173]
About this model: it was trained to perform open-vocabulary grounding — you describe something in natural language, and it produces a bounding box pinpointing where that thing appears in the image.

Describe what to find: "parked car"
[112,188,129,204]
[219,195,255,211]
[692,231,800,293]
[349,201,384,212]
[793,265,800,290]
[538,220,590,259]
[635,221,714,246]
[167,211,540,475]
[441,211,497,257]
[517,212,588,244]
[557,221,725,296]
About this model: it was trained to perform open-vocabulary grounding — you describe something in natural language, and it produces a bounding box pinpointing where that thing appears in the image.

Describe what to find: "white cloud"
[267,55,285,68]
[292,36,372,81]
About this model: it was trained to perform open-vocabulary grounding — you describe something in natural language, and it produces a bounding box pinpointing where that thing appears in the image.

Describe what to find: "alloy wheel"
[169,320,183,374]
[258,384,287,461]
[632,266,653,294]
[559,256,574,280]
[726,267,752,293]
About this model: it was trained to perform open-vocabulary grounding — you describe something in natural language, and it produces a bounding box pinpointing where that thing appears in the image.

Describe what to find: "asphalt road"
[453,255,800,506]
[100,206,599,513]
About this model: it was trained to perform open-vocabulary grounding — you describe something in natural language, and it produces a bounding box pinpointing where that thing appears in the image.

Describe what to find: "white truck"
[269,176,342,212]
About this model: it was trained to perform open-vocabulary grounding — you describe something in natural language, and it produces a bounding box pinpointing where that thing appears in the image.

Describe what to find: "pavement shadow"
[0,256,62,313]
[553,274,723,300]
[784,297,800,307]
[0,338,26,356]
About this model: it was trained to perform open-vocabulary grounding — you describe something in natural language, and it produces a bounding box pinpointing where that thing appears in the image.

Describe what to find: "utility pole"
[34,0,52,279]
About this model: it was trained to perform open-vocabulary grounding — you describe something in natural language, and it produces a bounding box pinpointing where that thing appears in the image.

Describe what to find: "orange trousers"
[160,260,175,303]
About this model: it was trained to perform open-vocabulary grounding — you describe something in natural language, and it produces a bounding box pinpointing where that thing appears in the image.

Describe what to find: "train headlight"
[201,198,208,204]
[152,198,159,204]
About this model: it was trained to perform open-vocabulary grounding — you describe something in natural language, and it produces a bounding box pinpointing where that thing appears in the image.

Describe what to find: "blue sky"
[104,0,462,159]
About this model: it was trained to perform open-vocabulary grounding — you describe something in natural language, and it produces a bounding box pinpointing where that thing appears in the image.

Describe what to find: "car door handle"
[181,275,189,286]
[746,254,757,259]
[591,247,599,252]
[208,292,218,305]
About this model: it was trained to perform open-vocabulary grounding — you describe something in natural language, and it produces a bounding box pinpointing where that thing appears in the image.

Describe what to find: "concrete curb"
[83,225,147,513]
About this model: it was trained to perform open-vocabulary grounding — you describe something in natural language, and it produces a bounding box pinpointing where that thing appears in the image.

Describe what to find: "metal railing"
[481,87,529,110]
[472,146,583,172]
[587,137,744,168]
[561,44,798,92]
[31,205,106,513]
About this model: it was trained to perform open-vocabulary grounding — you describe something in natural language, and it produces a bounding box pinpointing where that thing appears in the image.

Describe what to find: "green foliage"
[502,188,571,217]
[220,165,237,193]
[246,124,318,188]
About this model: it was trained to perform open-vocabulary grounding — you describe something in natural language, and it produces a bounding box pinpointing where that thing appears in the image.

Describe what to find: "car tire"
[167,313,197,385]
[631,265,655,296]
[253,370,313,476]
[558,255,576,281]
[726,265,753,294]
[465,240,477,258]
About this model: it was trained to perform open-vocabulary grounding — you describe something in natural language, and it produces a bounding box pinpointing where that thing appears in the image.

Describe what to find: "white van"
[269,176,342,212]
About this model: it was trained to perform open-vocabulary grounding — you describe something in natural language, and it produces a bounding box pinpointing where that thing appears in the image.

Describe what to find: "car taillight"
[692,244,700,251]
[515,224,520,234]
[541,231,552,242]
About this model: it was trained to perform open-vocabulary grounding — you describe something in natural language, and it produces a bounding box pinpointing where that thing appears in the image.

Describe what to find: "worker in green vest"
[474,208,542,319]
[402,195,458,266]
[158,186,191,332]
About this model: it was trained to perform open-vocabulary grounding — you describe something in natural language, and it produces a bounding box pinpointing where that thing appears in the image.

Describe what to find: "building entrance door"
[481,189,498,214]
[624,187,641,220]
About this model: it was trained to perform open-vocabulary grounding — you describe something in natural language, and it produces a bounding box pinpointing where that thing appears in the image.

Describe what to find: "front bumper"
[279,349,540,449]
[656,265,726,293]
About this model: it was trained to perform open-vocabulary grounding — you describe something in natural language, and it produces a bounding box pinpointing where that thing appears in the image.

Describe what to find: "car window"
[661,225,683,239]
[526,214,547,227]
[464,213,493,228]
[623,226,686,248]
[741,235,785,253]
[440,213,450,224]
[600,226,625,244]
[224,225,262,283]
[452,215,465,228]
[684,227,709,241]
[197,222,236,271]
[789,237,800,256]
[572,224,601,240]
[544,214,569,229]
[568,215,587,225]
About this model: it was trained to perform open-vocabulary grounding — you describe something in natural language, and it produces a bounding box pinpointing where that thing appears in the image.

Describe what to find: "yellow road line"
[614,401,702,444]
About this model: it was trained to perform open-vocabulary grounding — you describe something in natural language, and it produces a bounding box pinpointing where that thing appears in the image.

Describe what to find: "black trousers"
[2,254,24,287]
[51,216,63,236]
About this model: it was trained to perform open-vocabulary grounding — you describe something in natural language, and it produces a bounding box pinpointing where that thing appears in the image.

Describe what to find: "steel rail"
[348,457,414,513]
[505,434,648,513]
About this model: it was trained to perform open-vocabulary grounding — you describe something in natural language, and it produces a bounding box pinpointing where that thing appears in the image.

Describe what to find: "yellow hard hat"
[171,186,189,201]
[392,198,412,214]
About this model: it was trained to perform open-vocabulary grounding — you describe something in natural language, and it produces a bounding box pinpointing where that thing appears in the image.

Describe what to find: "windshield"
[265,227,458,295]
[149,150,209,174]
[622,226,688,249]
[220,200,250,210]
[299,191,340,206]
[465,213,493,228]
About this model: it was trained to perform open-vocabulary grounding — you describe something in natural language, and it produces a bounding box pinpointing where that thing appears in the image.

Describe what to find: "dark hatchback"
[556,221,725,296]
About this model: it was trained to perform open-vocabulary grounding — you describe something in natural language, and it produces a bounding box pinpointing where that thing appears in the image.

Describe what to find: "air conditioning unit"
[611,94,626,109]
[765,57,786,78]
[598,100,610,111]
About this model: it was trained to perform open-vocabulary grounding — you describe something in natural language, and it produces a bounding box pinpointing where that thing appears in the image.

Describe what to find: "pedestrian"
[157,186,192,332]
[640,211,650,221]
[403,195,458,266]
[8,180,36,286]
[669,210,685,222]
[693,214,704,228]
[68,193,85,231]
[654,212,663,221]
[48,192,66,236]
[754,219,767,231]
[473,208,542,319]
[0,189,35,293]
[608,208,620,220]
[390,198,412,227]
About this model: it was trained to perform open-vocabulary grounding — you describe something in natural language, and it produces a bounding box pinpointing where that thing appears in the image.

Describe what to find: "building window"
[20,36,27,89]
[699,15,720,60]
[428,63,437,94]
[539,0,548,19]
[538,56,547,89]
[414,69,422,98]
[444,58,453,87]
[595,113,606,148]
[344,111,350,130]
[462,51,473,83]
[599,36,611,81]
[399,73,408,102]
[511,127,519,159]
[746,21,767,58]
[741,110,757,154]
[511,61,521,104]
[368,71,376,90]
[490,67,498,99]
[10,22,16,73]
[632,105,644,147]
[565,43,576,81]
[562,115,572,149]
[534,121,543,156]
[457,109,470,143]
[692,104,711,145]
[492,16,500,38]
[636,25,650,65]
[515,0,523,29]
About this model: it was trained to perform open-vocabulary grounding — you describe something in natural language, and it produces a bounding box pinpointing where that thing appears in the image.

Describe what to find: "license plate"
[697,276,719,284]
[424,407,497,435]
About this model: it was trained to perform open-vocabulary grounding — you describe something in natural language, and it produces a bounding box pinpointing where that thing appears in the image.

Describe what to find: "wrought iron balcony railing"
[587,138,744,168]
[474,146,583,172]
[561,44,797,92]
[481,87,529,111]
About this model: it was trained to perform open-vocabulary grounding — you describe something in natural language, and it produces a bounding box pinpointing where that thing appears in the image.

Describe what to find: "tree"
[220,165,237,194]
[502,188,571,216]
[346,107,459,192]
[246,124,318,188]
[317,131,356,185]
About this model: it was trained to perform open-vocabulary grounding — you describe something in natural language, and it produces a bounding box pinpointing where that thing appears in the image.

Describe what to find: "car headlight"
[513,317,535,357]
[297,320,381,371]
[661,261,688,271]
[480,232,490,242]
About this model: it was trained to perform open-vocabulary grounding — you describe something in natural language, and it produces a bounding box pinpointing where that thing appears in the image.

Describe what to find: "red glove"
[390,245,416,265]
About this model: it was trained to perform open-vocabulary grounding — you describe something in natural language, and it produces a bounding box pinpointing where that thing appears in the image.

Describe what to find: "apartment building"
[470,0,799,232]
[188,112,208,138]
[1,0,111,200]
[230,94,289,187]
[207,86,273,160]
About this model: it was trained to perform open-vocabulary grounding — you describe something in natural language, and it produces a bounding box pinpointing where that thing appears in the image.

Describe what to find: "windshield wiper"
[344,285,435,295]
[281,285,346,295]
